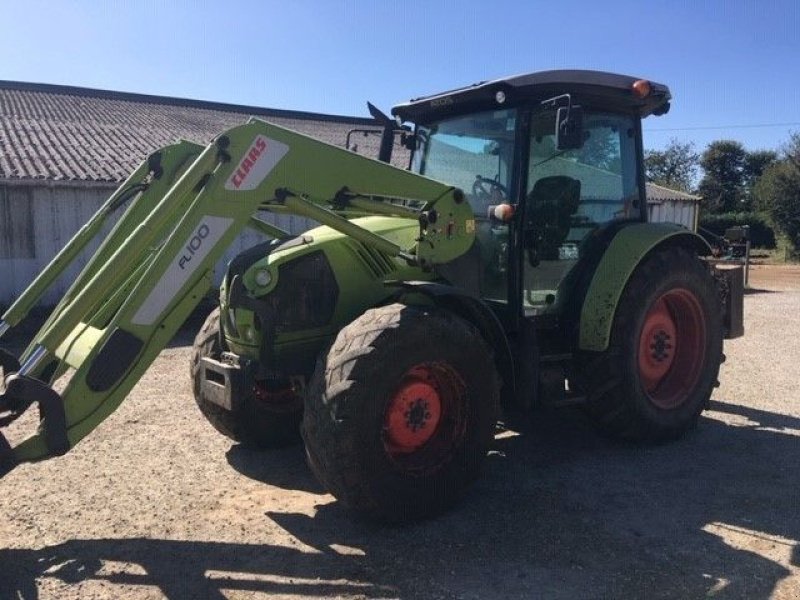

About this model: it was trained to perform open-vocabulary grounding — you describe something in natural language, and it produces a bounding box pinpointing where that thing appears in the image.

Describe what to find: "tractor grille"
[351,242,396,279]
[263,250,339,332]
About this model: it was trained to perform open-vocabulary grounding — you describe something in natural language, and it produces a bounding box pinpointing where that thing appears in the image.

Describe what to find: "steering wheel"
[472,175,508,204]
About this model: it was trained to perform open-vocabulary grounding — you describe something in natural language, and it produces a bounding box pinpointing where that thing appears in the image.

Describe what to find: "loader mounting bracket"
[0,348,21,375]
[0,373,69,475]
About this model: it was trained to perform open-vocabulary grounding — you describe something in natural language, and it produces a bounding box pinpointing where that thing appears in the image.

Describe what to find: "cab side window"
[527,112,639,250]
[522,112,639,313]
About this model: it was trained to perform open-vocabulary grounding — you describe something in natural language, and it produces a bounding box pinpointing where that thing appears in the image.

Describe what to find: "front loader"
[0,70,744,522]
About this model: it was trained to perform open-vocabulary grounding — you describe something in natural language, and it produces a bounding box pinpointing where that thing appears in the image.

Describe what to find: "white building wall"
[0,183,316,307]
[647,198,698,231]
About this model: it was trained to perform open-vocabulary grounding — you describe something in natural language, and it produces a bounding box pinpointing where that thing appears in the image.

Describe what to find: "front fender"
[389,281,515,409]
[579,223,711,351]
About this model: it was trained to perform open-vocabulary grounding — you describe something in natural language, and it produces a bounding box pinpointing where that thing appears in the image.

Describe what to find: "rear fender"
[390,281,515,409]
[579,223,711,351]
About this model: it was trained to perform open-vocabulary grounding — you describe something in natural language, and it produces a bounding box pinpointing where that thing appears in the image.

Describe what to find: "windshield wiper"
[530,148,571,169]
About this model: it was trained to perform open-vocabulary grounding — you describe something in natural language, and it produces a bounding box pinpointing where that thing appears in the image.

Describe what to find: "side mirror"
[555,106,584,151]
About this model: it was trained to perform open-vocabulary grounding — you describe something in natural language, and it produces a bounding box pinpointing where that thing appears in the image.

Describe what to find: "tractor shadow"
[0,537,397,599]
[743,286,779,295]
[224,443,324,493]
[3,399,799,599]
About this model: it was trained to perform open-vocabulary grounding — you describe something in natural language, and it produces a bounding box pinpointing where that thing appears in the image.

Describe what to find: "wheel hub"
[650,330,672,362]
[639,298,678,386]
[404,397,433,432]
[385,379,442,453]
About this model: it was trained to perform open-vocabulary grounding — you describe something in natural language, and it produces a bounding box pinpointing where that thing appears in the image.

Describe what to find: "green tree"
[697,140,747,213]
[644,139,699,192]
[743,149,778,209]
[753,133,800,253]
[744,149,779,186]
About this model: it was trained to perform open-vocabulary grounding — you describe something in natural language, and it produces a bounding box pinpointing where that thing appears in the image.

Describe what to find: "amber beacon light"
[632,79,652,98]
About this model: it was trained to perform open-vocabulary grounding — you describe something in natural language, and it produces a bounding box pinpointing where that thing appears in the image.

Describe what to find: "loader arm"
[0,118,475,475]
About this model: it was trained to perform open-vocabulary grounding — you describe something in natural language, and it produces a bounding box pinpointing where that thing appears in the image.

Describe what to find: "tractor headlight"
[254,268,272,287]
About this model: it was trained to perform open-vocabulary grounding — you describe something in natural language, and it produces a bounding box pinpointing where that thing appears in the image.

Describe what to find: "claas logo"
[230,137,268,189]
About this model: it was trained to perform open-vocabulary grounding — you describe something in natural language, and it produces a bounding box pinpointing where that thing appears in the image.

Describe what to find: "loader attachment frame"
[0,118,474,474]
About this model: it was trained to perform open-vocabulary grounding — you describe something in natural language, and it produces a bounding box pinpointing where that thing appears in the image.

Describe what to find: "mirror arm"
[541,93,573,113]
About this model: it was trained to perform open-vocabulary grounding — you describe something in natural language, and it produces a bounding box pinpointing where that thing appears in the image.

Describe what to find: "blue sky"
[2,1,799,154]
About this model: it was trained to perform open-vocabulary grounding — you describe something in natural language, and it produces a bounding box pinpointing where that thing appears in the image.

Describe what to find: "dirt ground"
[1,265,798,599]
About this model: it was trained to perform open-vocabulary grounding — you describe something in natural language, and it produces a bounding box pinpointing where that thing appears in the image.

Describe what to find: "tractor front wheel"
[302,303,499,523]
[580,247,723,441]
[190,308,302,448]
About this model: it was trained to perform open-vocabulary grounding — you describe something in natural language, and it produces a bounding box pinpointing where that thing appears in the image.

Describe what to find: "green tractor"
[0,70,743,522]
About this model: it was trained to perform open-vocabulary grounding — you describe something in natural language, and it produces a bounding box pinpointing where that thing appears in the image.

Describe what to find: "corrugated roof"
[0,81,389,183]
[645,182,701,202]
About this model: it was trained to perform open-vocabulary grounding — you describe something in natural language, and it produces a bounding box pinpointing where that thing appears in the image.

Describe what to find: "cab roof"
[391,69,671,124]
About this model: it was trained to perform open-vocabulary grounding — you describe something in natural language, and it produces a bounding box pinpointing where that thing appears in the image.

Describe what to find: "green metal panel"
[579,222,711,351]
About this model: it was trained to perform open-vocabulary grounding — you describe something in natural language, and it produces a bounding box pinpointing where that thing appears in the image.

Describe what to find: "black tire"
[302,303,499,523]
[579,246,723,441]
[190,308,301,448]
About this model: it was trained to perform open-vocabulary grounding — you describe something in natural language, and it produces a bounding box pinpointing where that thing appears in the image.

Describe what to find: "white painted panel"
[132,216,234,325]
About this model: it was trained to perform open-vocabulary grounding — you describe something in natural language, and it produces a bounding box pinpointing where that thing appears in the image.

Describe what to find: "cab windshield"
[410,109,517,216]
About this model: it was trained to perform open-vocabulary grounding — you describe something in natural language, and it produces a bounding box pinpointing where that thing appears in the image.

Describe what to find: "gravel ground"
[1,265,798,599]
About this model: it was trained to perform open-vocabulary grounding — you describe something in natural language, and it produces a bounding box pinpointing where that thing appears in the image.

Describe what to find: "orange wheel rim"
[384,379,442,453]
[638,288,706,409]
[383,363,466,473]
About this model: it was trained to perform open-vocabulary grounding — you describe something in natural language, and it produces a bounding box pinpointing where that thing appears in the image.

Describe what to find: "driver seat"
[525,176,581,261]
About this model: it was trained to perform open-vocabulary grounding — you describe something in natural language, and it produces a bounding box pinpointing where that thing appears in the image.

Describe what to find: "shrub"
[698,212,776,248]
[754,156,800,255]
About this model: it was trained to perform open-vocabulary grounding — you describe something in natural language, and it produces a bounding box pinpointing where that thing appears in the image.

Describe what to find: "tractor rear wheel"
[190,308,302,448]
[302,303,499,523]
[580,247,723,441]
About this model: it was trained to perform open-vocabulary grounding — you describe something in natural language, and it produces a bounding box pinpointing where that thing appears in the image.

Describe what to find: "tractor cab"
[393,70,671,329]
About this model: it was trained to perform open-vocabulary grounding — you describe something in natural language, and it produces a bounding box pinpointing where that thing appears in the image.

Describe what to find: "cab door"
[520,110,642,317]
